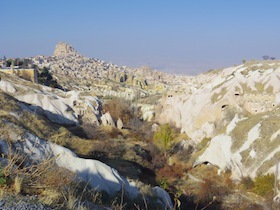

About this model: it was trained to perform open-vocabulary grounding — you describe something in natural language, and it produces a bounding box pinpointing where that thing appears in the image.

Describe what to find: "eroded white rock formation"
[157,62,280,143]
[0,133,172,207]
[194,112,280,181]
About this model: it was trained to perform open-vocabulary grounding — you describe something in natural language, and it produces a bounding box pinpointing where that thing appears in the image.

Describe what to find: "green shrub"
[0,168,6,185]
[253,173,274,197]
[156,164,184,188]
[196,137,211,151]
[153,124,174,157]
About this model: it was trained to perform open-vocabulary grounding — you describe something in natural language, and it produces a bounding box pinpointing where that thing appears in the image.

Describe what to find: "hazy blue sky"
[1,1,280,75]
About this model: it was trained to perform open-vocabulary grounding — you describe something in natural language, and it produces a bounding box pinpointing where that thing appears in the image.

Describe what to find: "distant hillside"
[30,42,191,101]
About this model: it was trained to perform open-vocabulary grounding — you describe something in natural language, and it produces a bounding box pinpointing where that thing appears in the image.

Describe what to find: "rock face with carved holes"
[156,61,280,182]
[157,61,280,143]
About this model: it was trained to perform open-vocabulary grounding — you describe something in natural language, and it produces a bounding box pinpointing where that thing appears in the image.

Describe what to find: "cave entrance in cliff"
[221,104,229,109]
[193,162,212,169]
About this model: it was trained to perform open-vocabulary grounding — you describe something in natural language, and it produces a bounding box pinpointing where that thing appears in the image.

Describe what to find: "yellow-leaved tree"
[153,124,174,157]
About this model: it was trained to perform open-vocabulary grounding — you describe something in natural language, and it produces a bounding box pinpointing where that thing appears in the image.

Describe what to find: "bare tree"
[263,55,270,60]
[262,55,276,60]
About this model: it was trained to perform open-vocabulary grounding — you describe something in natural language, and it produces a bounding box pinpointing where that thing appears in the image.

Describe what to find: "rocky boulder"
[15,93,79,125]
[0,131,173,208]
[194,110,280,181]
[117,118,123,129]
[101,112,116,127]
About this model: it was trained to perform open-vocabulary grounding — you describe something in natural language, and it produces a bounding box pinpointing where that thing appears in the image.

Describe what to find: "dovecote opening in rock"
[193,161,212,168]
[221,104,229,109]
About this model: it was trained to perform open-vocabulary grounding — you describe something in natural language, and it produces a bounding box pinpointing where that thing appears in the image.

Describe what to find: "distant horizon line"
[1,44,278,77]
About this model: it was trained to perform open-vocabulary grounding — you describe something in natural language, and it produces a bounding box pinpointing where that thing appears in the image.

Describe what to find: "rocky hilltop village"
[32,42,191,100]
[0,42,280,209]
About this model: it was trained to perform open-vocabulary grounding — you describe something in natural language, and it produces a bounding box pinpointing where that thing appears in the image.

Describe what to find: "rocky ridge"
[157,60,280,181]
[0,72,102,126]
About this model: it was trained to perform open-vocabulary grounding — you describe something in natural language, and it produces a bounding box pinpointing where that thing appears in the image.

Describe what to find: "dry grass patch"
[0,92,61,140]
[0,92,21,112]
[187,166,233,207]
[0,148,75,196]
[0,148,93,209]
[20,110,58,139]
[13,175,23,194]
[102,97,133,126]
[233,109,280,170]
[231,113,263,152]
[256,152,280,176]
[211,87,227,103]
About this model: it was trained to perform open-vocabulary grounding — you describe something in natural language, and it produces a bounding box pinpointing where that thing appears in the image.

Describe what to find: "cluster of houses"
[0,59,37,83]
[0,60,5,68]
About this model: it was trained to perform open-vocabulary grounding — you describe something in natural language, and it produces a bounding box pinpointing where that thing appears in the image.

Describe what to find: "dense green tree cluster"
[253,173,274,197]
[37,67,63,90]
[4,58,32,68]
